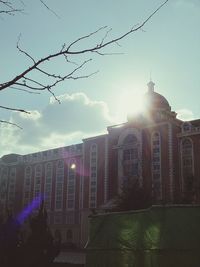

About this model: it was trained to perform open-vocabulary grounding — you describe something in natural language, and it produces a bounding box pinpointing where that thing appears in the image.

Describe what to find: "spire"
[147,80,155,93]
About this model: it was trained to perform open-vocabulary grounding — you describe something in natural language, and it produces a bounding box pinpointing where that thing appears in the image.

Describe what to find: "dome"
[144,81,171,111]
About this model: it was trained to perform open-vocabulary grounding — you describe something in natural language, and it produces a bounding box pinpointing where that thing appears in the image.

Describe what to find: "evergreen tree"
[115,178,152,211]
[23,201,61,267]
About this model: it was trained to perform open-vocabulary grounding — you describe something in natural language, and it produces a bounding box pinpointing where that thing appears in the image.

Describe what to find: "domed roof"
[144,81,171,111]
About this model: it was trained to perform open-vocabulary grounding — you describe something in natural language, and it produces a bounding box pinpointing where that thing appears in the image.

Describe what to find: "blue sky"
[0,0,200,156]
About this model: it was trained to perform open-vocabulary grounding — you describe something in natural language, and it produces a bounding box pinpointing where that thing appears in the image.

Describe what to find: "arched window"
[44,162,53,210]
[34,164,42,198]
[55,160,64,210]
[181,138,194,193]
[23,166,32,206]
[151,132,162,201]
[122,134,139,180]
[89,144,98,208]
[67,159,76,210]
[124,134,137,145]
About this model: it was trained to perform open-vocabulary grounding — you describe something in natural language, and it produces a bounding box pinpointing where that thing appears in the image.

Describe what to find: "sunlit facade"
[1,81,200,247]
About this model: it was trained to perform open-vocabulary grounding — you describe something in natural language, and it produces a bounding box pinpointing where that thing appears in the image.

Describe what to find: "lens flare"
[17,195,44,224]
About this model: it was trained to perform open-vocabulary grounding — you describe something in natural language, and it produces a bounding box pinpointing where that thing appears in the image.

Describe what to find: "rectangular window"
[56,201,62,209]
[153,165,160,170]
[90,187,96,193]
[153,148,160,153]
[25,179,31,186]
[67,200,74,209]
[153,140,160,146]
[68,187,75,194]
[91,181,97,186]
[91,152,96,157]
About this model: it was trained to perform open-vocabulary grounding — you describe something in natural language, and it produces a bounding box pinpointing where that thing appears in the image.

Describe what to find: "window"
[8,168,16,207]
[89,144,98,208]
[34,164,42,199]
[182,122,191,133]
[44,162,53,210]
[122,134,139,180]
[181,138,194,192]
[123,148,138,160]
[151,132,162,201]
[123,134,137,145]
[55,160,64,210]
[67,159,76,210]
[0,167,8,201]
[23,166,32,206]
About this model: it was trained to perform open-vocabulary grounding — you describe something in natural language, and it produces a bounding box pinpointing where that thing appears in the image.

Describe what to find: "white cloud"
[0,92,115,157]
[176,108,194,121]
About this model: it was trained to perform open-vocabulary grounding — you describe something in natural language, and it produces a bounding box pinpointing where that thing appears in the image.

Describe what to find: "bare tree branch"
[0,0,169,90]
[0,0,23,15]
[0,0,169,127]
[17,34,36,64]
[39,0,60,18]
[0,105,30,114]
[0,0,58,17]
[47,88,61,104]
[0,120,22,129]
[10,87,40,94]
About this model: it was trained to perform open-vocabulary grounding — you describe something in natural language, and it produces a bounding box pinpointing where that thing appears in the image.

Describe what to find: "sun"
[115,88,146,122]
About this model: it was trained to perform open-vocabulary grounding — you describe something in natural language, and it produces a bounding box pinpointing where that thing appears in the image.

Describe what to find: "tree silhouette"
[23,202,60,267]
[115,178,152,211]
[0,203,60,267]
[0,211,21,267]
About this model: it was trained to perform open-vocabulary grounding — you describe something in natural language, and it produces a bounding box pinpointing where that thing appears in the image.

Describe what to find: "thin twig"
[10,87,41,94]
[39,0,60,18]
[0,0,169,123]
[0,105,30,114]
[0,120,22,129]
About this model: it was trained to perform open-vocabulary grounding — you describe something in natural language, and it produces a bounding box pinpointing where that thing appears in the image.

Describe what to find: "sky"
[0,0,200,157]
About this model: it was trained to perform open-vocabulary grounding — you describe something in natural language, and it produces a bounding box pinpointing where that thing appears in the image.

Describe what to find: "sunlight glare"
[71,163,76,169]
[116,87,146,122]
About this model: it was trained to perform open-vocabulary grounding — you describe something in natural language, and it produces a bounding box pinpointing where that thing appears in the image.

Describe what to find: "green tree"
[115,178,152,211]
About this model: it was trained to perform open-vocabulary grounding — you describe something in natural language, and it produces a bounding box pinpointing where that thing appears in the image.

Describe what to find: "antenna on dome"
[147,80,155,93]
[150,70,152,82]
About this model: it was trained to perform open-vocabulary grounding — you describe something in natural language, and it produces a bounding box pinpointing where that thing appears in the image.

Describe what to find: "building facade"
[1,81,200,247]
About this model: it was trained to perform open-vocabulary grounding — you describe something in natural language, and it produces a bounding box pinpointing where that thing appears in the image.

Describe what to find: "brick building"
[0,81,200,247]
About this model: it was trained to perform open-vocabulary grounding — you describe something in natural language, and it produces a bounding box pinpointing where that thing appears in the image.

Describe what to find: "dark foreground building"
[0,81,200,247]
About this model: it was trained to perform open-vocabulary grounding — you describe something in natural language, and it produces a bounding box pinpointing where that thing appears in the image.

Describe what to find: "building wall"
[1,91,200,247]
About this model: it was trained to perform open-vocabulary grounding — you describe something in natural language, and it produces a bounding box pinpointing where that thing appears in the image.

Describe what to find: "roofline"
[82,133,108,141]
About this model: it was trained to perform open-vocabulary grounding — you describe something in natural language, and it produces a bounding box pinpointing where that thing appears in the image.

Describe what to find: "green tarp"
[86,206,200,267]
